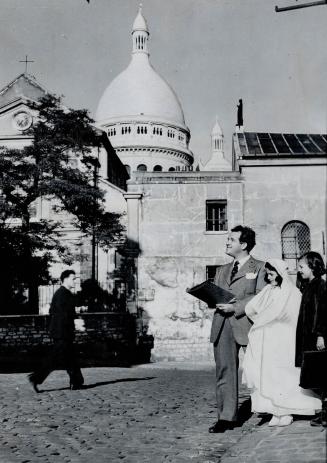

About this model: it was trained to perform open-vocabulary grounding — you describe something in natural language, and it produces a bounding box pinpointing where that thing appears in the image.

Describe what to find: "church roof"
[0,73,47,109]
[234,132,327,157]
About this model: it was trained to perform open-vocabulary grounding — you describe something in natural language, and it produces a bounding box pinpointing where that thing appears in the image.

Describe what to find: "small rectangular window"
[206,265,221,282]
[206,200,227,231]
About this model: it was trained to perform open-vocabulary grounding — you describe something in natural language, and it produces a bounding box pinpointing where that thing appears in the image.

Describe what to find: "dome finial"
[133,5,148,33]
[132,5,149,55]
[212,117,223,137]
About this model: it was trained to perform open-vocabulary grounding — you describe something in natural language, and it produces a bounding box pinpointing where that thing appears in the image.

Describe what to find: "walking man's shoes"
[70,384,86,390]
[28,374,40,393]
[208,420,236,433]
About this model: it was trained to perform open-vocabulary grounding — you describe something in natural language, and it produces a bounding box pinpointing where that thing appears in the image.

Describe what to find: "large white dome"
[96,6,187,129]
[96,55,186,127]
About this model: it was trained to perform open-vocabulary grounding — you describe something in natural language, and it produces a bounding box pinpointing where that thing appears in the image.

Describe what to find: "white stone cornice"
[115,146,193,162]
[98,116,190,133]
[128,171,242,185]
[124,193,143,200]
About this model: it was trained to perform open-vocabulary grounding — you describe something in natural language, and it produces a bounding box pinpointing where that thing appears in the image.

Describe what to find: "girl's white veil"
[245,258,301,328]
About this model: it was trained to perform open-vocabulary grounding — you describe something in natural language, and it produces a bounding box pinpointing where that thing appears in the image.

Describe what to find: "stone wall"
[241,162,327,265]
[127,171,243,361]
[0,312,152,371]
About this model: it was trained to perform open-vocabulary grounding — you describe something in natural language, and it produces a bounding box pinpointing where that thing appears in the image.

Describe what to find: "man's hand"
[74,318,86,332]
[216,303,235,315]
[317,336,325,351]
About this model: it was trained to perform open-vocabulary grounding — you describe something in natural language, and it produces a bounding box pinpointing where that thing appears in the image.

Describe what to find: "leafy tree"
[0,94,124,313]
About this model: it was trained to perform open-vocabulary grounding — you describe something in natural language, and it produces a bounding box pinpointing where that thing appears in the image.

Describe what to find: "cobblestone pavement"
[0,362,326,463]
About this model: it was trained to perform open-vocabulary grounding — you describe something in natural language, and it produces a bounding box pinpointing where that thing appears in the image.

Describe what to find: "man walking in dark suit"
[209,225,266,433]
[28,269,84,392]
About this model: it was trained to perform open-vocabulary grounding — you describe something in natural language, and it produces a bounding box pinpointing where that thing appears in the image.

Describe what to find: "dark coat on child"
[295,277,327,367]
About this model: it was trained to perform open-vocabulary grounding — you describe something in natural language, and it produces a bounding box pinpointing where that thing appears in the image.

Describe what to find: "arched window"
[168,167,175,172]
[281,221,311,271]
[124,164,131,176]
[153,165,162,171]
[137,164,147,172]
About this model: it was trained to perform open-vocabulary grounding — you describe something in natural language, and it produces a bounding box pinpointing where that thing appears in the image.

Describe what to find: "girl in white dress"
[242,259,321,427]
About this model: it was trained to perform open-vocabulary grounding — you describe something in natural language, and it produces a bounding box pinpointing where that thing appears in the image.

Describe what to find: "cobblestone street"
[0,363,326,463]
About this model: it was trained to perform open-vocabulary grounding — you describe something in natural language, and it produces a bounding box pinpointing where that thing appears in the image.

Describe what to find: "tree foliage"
[0,94,124,312]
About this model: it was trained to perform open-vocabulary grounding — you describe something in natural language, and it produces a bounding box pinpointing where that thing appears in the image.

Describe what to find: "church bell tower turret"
[132,5,149,55]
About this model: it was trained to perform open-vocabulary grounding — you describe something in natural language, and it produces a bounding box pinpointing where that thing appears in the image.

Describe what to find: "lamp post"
[90,155,101,282]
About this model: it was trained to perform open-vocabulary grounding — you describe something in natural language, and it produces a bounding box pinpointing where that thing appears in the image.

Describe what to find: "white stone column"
[123,193,143,314]
[124,193,142,246]
[98,147,108,179]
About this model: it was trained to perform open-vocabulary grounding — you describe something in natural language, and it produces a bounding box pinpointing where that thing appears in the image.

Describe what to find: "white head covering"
[245,258,301,328]
[266,258,291,286]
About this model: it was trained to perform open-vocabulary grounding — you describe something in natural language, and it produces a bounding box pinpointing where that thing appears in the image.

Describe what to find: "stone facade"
[124,140,327,361]
[126,171,243,361]
[239,158,327,270]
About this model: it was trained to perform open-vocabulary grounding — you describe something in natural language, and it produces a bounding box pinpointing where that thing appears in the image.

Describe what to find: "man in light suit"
[209,225,266,433]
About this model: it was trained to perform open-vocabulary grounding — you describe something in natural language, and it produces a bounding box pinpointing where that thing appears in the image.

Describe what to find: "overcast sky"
[0,0,326,163]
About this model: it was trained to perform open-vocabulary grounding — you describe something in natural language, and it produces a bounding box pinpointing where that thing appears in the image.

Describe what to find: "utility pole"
[275,0,327,12]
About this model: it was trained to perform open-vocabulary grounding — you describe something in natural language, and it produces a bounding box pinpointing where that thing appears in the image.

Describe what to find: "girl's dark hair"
[264,261,283,287]
[300,252,326,278]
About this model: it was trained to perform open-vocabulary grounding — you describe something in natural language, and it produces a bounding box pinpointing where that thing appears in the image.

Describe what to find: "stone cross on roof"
[19,55,35,74]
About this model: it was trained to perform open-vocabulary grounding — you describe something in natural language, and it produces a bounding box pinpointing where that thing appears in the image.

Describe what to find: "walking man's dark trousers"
[30,286,84,388]
[210,257,266,422]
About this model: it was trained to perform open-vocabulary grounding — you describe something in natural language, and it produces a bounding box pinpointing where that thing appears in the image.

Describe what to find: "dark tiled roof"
[235,132,327,157]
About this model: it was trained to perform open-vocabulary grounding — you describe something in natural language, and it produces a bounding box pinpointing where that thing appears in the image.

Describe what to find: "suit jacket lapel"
[230,256,257,284]
[219,264,233,287]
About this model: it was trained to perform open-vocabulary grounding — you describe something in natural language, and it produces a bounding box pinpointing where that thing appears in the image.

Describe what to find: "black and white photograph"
[0,0,326,461]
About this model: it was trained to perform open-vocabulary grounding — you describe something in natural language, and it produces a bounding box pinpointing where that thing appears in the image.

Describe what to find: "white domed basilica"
[96,6,193,174]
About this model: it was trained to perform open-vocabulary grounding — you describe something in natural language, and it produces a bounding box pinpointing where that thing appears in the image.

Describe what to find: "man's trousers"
[30,339,84,387]
[213,320,243,422]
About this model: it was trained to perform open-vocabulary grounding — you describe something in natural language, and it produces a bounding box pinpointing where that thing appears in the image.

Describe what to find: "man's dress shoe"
[28,374,40,393]
[208,420,235,433]
[70,384,86,390]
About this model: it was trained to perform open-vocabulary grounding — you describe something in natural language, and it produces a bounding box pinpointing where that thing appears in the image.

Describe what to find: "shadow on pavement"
[40,376,156,392]
[257,414,271,426]
[236,397,253,426]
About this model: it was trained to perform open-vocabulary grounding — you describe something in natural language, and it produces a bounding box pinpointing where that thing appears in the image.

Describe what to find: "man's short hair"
[60,269,76,283]
[231,225,256,253]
